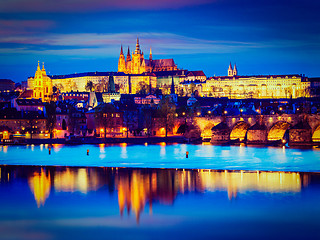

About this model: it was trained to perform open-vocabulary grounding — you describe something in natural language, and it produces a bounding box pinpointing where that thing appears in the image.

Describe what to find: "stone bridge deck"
[176,114,320,144]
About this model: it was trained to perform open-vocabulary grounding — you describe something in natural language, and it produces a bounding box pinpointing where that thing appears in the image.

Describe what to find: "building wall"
[0,119,47,136]
[202,75,310,99]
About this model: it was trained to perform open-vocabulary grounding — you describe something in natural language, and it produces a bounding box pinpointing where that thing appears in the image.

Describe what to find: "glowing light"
[182,112,185,116]
[100,128,104,133]
[208,111,211,114]
[197,112,201,116]
[122,127,127,131]
[224,111,227,114]
[28,169,51,208]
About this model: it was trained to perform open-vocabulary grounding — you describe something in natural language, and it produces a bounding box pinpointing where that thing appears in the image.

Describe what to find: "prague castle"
[118,38,178,74]
[26,38,315,100]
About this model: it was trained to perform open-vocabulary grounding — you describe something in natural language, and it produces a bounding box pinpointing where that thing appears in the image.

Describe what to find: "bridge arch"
[230,121,250,141]
[267,121,291,141]
[312,124,320,142]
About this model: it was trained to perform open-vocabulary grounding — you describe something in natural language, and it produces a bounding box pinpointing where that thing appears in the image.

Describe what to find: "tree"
[45,102,56,139]
[94,103,116,141]
[101,77,108,92]
[55,83,64,92]
[178,87,184,97]
[211,86,216,97]
[157,96,176,137]
[189,83,196,95]
[162,84,171,95]
[115,84,120,92]
[142,105,156,136]
[94,83,103,92]
[85,81,94,92]
[136,81,149,95]
[67,105,78,135]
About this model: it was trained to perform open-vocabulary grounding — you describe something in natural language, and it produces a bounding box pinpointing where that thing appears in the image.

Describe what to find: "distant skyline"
[0,0,319,82]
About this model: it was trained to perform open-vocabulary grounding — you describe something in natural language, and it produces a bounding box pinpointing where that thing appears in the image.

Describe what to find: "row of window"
[103,113,121,118]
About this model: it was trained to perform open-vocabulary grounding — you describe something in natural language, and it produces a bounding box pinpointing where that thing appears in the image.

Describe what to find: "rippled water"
[1,143,320,172]
[0,166,320,240]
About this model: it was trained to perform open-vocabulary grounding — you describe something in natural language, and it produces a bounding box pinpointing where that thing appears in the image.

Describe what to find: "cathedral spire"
[37,61,41,71]
[149,47,152,61]
[41,62,46,75]
[135,37,141,54]
[233,63,238,76]
[126,46,131,61]
[120,45,124,55]
[228,62,233,76]
[171,76,175,95]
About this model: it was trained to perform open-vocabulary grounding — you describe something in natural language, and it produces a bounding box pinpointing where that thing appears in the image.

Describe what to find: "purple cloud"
[0,32,306,59]
[0,20,55,35]
[0,0,216,12]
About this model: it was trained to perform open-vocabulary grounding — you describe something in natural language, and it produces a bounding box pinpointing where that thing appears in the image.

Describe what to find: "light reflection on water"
[0,144,320,172]
[0,165,320,240]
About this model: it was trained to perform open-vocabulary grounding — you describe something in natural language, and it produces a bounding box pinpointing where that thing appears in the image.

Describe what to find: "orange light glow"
[28,168,51,208]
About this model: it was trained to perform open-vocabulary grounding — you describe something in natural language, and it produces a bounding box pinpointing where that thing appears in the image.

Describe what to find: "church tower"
[233,63,238,76]
[126,46,131,62]
[149,47,152,61]
[131,37,144,74]
[33,61,52,102]
[118,45,126,73]
[228,62,233,76]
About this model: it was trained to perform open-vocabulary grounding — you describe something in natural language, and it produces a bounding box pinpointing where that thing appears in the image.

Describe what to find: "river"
[0,144,320,240]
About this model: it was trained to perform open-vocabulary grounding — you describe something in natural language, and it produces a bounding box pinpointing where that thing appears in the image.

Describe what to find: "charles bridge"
[176,114,320,145]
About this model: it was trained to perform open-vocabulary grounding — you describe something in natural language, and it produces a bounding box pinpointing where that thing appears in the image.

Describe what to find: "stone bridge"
[176,114,320,144]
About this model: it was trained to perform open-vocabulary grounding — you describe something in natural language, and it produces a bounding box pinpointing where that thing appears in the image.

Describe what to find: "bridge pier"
[289,122,312,144]
[211,122,230,143]
[247,123,268,144]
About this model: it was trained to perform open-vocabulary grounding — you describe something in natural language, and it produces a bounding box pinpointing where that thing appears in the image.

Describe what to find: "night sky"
[0,0,319,82]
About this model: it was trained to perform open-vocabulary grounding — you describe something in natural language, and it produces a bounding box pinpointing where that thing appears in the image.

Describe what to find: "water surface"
[1,144,320,172]
[0,165,320,240]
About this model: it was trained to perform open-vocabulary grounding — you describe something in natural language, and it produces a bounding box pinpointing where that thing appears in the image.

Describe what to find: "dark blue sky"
[0,0,319,82]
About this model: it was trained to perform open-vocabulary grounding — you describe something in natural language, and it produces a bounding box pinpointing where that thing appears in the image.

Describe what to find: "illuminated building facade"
[118,38,178,74]
[29,71,157,95]
[29,62,53,102]
[201,65,311,99]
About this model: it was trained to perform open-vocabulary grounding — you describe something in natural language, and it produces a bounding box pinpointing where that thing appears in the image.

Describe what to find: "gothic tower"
[233,63,238,76]
[131,37,144,74]
[126,46,131,62]
[33,61,52,102]
[118,45,126,73]
[149,47,152,61]
[228,62,233,76]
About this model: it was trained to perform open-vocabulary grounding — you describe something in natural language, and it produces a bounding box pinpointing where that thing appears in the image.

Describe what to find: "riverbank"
[1,136,187,145]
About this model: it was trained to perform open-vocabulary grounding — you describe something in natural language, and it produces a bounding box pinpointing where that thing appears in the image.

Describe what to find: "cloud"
[0,32,276,57]
[0,20,55,35]
[0,0,216,12]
